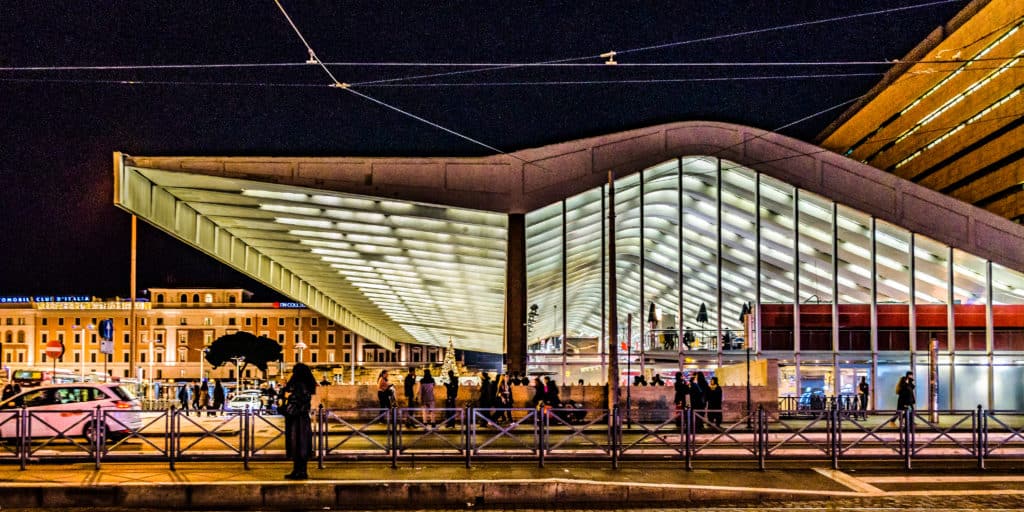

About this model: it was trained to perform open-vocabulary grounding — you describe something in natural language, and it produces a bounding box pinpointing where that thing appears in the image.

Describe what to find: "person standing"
[282,363,317,480]
[479,372,493,422]
[897,371,916,412]
[212,380,226,416]
[418,369,436,427]
[403,368,417,409]
[543,376,560,407]
[705,376,723,428]
[858,376,870,420]
[672,372,689,428]
[198,381,211,416]
[690,373,707,431]
[444,370,459,428]
[178,383,191,416]
[376,370,391,410]
[495,374,512,423]
[531,376,546,408]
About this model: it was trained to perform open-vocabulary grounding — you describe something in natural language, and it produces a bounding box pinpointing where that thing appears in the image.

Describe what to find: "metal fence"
[0,404,1021,470]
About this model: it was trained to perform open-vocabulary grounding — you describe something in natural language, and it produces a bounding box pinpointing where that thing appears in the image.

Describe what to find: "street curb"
[0,479,844,509]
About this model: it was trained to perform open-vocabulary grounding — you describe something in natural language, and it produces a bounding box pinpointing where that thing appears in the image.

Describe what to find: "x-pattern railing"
[472,408,538,454]
[619,413,683,455]
[838,411,905,456]
[694,410,758,456]
[0,410,20,457]
[176,410,242,455]
[984,411,1024,456]
[28,409,96,455]
[910,410,977,456]
[322,408,390,453]
[544,408,610,454]
[104,409,169,455]
[768,409,830,456]
[397,408,464,453]
[249,409,285,455]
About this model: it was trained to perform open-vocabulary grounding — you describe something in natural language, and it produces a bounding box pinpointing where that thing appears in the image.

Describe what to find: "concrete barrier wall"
[317,382,777,421]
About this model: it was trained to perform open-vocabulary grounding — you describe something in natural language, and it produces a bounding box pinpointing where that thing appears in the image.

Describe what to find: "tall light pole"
[73,324,95,382]
[295,340,307,364]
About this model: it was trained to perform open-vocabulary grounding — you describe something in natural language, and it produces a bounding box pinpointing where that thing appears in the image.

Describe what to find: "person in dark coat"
[543,376,560,407]
[896,371,915,412]
[479,372,493,421]
[705,376,723,428]
[689,373,707,431]
[212,380,226,416]
[177,384,190,416]
[531,376,546,407]
[444,370,459,428]
[403,368,417,409]
[282,363,317,480]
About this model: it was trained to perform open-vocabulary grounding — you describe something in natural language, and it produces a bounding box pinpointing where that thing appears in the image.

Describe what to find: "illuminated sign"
[34,295,91,302]
[0,297,31,303]
[274,302,306,309]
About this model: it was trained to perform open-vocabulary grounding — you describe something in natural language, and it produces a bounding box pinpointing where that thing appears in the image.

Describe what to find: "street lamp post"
[73,324,94,383]
[231,355,245,391]
[295,340,307,364]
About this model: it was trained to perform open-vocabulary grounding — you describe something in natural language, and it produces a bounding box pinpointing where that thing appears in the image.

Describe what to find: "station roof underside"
[114,121,1024,353]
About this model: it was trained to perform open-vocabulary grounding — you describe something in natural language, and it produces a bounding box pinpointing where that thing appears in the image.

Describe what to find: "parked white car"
[224,393,262,413]
[0,383,142,442]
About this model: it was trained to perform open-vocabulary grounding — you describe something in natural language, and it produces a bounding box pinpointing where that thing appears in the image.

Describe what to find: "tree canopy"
[204,331,283,375]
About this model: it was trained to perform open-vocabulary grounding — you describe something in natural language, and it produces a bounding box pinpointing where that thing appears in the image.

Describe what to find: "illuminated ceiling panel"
[118,166,507,353]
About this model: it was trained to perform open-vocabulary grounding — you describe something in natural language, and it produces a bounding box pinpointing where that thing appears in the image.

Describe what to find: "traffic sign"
[45,339,64,358]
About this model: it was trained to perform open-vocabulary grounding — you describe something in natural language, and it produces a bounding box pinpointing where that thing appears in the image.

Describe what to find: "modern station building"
[107,0,1024,410]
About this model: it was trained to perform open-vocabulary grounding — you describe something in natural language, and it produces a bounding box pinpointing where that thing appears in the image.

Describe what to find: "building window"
[90,333,97,344]
[344,352,350,363]
[156,318,164,326]
[229,296,236,303]
[311,333,319,344]
[327,320,334,327]
[156,352,163,363]
[192,294,200,303]
[74,333,81,344]
[204,333,212,345]
[41,353,47,363]
[278,318,285,326]
[41,333,48,343]
[310,352,318,363]
[123,333,129,344]
[278,334,285,343]
[139,318,146,326]
[328,352,335,363]
[294,334,301,344]
[74,353,80,363]
[344,334,351,345]
[124,318,129,326]
[245,318,252,326]
[58,317,64,326]
[262,318,268,326]
[17,330,25,343]
[123,352,130,363]
[156,294,164,303]
[90,352,97,363]
[178,333,187,344]
[311,318,318,327]
[228,318,237,326]
[75,318,81,325]
[4,318,10,326]
[140,352,146,363]
[295,317,300,327]
[204,293,213,303]
[413,352,421,362]
[156,333,164,344]
[17,352,23,363]
[328,333,335,345]
[203,317,212,326]
[180,294,187,303]
[41,318,48,326]
[17,318,25,326]
[180,318,187,326]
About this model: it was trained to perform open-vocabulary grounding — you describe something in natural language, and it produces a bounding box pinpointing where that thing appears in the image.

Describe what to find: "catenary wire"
[351,0,969,86]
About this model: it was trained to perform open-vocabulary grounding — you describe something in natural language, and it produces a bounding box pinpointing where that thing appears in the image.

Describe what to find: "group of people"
[176,380,227,416]
[672,371,723,429]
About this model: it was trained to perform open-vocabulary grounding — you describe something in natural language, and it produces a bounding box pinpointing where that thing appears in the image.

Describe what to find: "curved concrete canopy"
[123,121,1024,273]
[115,121,1024,353]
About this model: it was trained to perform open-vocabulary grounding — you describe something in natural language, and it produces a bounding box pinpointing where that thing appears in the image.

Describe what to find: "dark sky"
[0,1,967,300]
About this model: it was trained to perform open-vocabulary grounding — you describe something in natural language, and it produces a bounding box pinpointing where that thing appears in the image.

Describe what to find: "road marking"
[812,467,884,494]
[861,475,1024,483]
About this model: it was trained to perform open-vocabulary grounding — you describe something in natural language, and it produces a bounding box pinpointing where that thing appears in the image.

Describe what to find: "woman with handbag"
[282,363,317,480]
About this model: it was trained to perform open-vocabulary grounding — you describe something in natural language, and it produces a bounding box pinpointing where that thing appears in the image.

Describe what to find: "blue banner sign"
[33,296,91,302]
[0,297,31,303]
[274,302,306,309]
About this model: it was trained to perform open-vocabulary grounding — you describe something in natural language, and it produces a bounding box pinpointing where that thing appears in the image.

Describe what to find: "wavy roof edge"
[118,120,1024,273]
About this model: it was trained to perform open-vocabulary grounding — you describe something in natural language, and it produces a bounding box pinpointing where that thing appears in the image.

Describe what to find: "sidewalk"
[1,460,1023,510]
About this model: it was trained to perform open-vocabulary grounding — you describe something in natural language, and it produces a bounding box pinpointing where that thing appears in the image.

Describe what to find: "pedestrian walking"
[690,372,707,431]
[212,380,225,416]
[495,374,512,423]
[444,370,459,428]
[282,363,317,480]
[198,381,211,416]
[858,376,870,420]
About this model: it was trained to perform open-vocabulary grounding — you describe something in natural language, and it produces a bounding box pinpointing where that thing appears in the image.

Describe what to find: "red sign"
[45,339,64,358]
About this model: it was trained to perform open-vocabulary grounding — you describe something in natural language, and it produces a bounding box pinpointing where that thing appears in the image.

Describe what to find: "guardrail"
[0,404,1022,470]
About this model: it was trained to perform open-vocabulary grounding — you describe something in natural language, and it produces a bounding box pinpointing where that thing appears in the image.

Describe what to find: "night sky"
[0,1,967,300]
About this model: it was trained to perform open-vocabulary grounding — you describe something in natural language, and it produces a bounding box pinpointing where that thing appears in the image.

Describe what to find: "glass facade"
[524,156,1024,409]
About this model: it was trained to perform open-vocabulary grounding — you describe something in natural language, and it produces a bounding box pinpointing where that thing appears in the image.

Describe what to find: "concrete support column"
[505,213,527,375]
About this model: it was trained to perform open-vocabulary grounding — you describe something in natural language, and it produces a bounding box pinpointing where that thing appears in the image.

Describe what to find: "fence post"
[685,407,693,471]
[390,407,398,470]
[830,404,839,470]
[757,406,766,471]
[242,407,250,470]
[317,404,325,470]
[464,406,472,469]
[610,407,619,470]
[18,406,27,470]
[94,405,103,470]
[902,408,912,471]
[976,405,985,470]
[537,407,545,468]
[168,406,176,471]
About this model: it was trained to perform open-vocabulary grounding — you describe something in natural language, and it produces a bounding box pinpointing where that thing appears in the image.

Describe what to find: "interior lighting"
[259,204,321,216]
[275,217,332,229]
[242,189,310,202]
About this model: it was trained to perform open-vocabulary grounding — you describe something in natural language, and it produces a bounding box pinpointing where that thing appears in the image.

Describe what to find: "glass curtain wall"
[523,156,1024,408]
